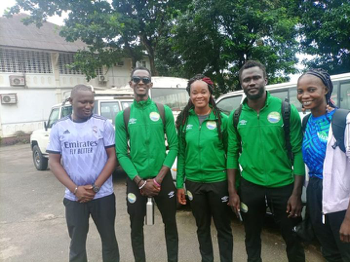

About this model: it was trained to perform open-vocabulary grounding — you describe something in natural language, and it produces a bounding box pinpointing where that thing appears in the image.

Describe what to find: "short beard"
[244,87,265,100]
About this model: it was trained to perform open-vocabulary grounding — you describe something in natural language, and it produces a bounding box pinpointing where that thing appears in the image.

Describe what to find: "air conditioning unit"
[98,75,107,83]
[9,75,26,86]
[1,93,17,104]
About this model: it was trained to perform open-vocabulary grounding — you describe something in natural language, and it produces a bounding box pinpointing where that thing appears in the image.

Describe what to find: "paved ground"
[0,144,325,261]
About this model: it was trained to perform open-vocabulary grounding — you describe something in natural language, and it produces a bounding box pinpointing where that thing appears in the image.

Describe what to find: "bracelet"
[73,186,78,195]
[153,178,161,187]
[138,180,147,190]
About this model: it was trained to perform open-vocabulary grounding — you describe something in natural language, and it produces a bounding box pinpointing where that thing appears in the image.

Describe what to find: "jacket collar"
[189,106,218,120]
[242,91,271,111]
[133,97,152,109]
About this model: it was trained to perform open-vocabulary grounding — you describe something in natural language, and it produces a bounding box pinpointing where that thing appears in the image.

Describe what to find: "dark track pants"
[126,172,178,262]
[63,194,120,262]
[185,180,233,262]
[240,178,305,262]
[307,177,350,262]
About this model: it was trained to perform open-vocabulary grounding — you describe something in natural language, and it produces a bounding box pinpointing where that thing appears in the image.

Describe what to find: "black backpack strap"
[331,109,350,153]
[155,102,166,132]
[301,113,311,134]
[233,104,243,153]
[281,98,293,161]
[123,106,131,136]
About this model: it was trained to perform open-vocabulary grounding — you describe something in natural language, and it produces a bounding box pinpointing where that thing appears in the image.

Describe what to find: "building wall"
[0,47,149,137]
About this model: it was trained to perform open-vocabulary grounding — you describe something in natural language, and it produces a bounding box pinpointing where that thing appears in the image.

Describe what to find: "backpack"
[301,108,350,153]
[123,102,166,136]
[233,98,293,160]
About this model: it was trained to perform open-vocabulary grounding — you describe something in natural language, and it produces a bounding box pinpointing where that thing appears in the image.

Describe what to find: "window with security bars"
[58,53,103,75]
[0,48,52,73]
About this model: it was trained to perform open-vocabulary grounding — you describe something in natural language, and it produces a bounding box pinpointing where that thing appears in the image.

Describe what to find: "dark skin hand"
[340,203,350,243]
[286,175,304,218]
[133,166,170,198]
[177,188,186,205]
[49,153,95,203]
[227,169,241,217]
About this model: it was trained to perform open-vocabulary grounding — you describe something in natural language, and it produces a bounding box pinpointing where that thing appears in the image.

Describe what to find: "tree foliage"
[7,0,349,92]
[6,0,190,79]
[299,0,350,74]
[169,0,300,93]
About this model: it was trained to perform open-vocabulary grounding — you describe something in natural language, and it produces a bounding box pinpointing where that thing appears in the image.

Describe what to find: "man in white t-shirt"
[47,85,119,262]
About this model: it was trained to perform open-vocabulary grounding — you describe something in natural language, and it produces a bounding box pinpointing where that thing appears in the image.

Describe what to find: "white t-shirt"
[47,114,115,201]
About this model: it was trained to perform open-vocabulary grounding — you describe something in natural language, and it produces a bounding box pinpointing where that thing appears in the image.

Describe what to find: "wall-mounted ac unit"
[1,93,17,104]
[98,75,107,83]
[9,75,26,86]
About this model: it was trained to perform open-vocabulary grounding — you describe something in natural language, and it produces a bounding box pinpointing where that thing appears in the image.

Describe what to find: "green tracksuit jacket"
[227,92,305,187]
[115,98,178,180]
[176,108,228,189]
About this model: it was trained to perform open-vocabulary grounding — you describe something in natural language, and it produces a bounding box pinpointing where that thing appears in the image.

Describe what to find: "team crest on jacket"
[267,112,281,123]
[150,112,160,122]
[206,121,217,130]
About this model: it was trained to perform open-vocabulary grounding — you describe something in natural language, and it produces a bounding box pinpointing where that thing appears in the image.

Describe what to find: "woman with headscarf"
[176,74,233,262]
[297,68,350,262]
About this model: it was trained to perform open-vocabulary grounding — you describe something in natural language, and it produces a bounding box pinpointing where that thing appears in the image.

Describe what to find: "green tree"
[171,0,300,93]
[299,0,350,74]
[6,0,190,78]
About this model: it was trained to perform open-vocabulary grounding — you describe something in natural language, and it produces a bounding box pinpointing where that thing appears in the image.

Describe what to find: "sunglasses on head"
[131,76,151,84]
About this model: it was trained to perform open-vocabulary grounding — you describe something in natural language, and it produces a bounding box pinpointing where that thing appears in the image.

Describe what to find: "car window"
[61,106,72,118]
[121,101,133,110]
[288,86,302,112]
[339,80,350,109]
[270,89,288,101]
[47,108,60,128]
[217,95,243,115]
[100,101,121,124]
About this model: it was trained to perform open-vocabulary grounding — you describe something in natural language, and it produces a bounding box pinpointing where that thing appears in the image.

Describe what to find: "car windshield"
[99,101,133,124]
[151,88,189,110]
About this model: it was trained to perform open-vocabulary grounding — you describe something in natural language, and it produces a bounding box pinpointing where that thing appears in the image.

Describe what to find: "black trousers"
[307,177,350,262]
[126,172,178,262]
[240,178,305,262]
[63,193,120,262]
[185,180,233,262]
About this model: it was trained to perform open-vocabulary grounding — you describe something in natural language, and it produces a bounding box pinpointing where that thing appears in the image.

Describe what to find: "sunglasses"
[131,76,151,84]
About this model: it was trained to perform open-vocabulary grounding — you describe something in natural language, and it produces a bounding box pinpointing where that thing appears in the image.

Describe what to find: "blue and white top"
[47,114,115,201]
[302,110,336,179]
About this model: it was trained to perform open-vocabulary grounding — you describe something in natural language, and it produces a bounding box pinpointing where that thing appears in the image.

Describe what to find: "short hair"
[130,66,151,78]
[239,60,267,82]
[70,85,93,98]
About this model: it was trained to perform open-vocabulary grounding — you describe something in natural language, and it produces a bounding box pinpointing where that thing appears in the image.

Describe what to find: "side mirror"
[44,122,48,131]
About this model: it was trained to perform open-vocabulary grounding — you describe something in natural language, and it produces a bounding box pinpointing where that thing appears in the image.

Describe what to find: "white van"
[216,72,350,115]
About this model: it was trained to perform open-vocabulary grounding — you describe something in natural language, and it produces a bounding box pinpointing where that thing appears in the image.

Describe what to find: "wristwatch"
[92,183,100,193]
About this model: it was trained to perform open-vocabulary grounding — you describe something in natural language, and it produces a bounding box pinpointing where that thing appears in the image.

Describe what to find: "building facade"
[0,14,148,138]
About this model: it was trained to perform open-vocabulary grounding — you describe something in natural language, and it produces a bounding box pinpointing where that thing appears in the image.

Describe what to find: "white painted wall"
[0,53,150,138]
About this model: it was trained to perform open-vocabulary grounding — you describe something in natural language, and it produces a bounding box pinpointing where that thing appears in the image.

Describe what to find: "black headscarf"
[303,68,336,108]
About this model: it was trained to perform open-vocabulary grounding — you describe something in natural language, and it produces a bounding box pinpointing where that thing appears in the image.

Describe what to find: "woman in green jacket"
[176,74,233,262]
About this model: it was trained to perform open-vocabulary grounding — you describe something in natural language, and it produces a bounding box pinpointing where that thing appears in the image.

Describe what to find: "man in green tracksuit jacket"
[115,67,178,262]
[227,60,305,262]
